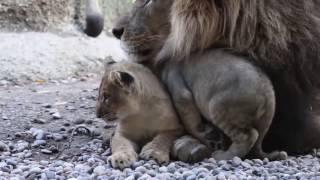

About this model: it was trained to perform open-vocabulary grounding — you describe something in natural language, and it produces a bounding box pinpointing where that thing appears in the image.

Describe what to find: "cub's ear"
[104,60,117,70]
[109,71,134,88]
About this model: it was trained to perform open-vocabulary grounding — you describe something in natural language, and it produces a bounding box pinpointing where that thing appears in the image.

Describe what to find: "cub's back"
[182,49,272,98]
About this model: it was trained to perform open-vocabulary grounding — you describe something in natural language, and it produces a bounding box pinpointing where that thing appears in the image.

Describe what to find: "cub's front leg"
[108,131,138,169]
[140,130,182,164]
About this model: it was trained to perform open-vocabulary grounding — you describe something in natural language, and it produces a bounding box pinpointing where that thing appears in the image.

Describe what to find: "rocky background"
[0,0,128,86]
[0,0,132,33]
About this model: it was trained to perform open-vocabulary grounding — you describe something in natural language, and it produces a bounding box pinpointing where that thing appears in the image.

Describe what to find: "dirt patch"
[0,32,125,85]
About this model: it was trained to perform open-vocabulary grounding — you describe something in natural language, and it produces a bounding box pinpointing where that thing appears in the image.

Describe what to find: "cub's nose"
[112,27,124,39]
[96,106,103,118]
[96,110,102,118]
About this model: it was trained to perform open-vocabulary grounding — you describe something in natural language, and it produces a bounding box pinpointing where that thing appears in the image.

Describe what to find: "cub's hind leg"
[207,96,261,161]
[165,67,230,152]
[208,93,287,161]
[247,91,288,160]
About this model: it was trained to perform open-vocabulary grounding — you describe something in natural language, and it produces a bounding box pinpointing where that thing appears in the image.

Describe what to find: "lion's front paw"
[140,144,170,164]
[107,150,138,169]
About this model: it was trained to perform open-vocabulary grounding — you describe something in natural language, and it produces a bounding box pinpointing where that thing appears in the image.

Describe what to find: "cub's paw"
[212,150,234,161]
[107,150,138,169]
[267,150,288,161]
[140,144,169,164]
[172,135,211,163]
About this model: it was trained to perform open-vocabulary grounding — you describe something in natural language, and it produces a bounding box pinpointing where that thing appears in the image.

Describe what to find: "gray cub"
[161,49,287,161]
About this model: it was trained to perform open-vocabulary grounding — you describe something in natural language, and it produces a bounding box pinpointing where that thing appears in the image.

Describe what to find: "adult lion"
[113,0,320,155]
[84,0,104,37]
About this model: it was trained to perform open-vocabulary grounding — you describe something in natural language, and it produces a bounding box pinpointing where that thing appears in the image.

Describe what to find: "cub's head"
[96,60,161,121]
[112,0,173,63]
[96,61,136,121]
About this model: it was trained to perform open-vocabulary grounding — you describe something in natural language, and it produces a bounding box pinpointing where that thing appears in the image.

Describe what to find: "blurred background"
[0,0,131,86]
[0,0,133,33]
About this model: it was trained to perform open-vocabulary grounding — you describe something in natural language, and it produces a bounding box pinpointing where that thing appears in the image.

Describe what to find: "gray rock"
[74,119,85,125]
[159,166,168,173]
[241,161,251,168]
[2,115,9,120]
[41,149,53,154]
[93,166,107,176]
[52,112,62,119]
[182,171,194,179]
[138,174,152,180]
[167,163,176,174]
[74,164,92,174]
[136,166,147,174]
[216,173,227,180]
[186,174,196,180]
[0,141,10,152]
[232,157,242,166]
[32,118,46,124]
[133,172,143,179]
[32,129,46,140]
[44,170,56,179]
[14,141,29,152]
[6,159,18,166]
[32,140,47,147]
[125,175,135,180]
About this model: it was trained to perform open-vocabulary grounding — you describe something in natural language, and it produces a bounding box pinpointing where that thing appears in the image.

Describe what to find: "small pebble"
[14,141,29,152]
[32,118,46,124]
[0,141,10,152]
[136,166,147,174]
[2,115,9,120]
[42,104,52,108]
[74,119,85,125]
[32,140,46,147]
[41,149,53,154]
[241,162,251,168]
[232,157,242,166]
[52,112,62,119]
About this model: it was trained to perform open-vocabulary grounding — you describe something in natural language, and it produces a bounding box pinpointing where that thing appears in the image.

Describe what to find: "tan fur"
[96,61,183,168]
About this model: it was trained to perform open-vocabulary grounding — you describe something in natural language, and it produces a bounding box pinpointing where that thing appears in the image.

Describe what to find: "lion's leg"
[140,130,182,164]
[171,135,211,163]
[108,131,138,169]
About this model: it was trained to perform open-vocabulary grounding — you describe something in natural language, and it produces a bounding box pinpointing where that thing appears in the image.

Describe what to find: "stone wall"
[0,0,74,32]
[0,0,132,33]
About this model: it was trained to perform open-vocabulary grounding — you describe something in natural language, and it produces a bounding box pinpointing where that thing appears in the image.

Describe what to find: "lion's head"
[112,0,173,63]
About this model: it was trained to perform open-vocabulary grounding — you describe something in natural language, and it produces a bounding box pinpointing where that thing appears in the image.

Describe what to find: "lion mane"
[163,0,320,154]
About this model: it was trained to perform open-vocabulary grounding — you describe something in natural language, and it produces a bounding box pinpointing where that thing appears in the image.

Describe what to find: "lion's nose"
[112,27,124,39]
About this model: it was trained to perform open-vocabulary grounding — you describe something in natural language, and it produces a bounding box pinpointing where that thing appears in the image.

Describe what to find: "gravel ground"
[1,77,320,180]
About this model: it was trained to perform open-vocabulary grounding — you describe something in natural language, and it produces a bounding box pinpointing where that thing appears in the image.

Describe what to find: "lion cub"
[96,61,183,169]
[160,49,287,161]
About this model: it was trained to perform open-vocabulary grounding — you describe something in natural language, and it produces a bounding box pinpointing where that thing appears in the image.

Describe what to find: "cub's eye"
[103,94,111,103]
